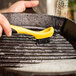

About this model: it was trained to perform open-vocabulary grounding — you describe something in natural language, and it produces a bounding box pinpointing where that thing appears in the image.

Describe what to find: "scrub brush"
[3,25,54,44]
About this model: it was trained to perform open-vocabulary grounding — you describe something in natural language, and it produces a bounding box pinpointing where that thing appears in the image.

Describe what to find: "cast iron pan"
[0,13,76,75]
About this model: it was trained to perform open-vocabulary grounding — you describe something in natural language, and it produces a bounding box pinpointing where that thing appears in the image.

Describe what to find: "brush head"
[53,29,58,36]
[36,37,50,44]
[36,29,58,44]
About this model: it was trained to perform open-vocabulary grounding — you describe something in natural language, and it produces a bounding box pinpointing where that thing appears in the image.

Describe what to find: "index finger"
[24,0,39,8]
[0,14,12,37]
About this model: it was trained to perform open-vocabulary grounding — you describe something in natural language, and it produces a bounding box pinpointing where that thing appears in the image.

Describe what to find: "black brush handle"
[24,8,36,13]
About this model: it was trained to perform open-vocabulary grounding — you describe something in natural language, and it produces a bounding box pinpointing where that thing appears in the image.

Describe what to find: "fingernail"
[7,31,12,37]
[0,32,2,37]
[0,34,2,37]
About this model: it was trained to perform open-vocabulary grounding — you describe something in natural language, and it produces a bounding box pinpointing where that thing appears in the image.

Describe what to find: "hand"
[7,0,39,12]
[0,1,39,37]
[0,14,11,37]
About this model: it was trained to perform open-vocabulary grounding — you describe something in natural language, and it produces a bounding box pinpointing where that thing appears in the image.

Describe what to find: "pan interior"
[0,13,76,67]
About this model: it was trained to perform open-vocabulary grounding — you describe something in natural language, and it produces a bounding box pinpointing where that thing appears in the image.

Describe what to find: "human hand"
[0,1,39,37]
[7,0,39,12]
[0,14,11,37]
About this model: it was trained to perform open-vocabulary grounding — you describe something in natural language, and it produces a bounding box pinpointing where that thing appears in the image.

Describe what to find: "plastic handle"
[11,25,54,39]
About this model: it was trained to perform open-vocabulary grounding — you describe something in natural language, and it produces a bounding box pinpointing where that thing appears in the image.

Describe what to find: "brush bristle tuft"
[36,37,50,44]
